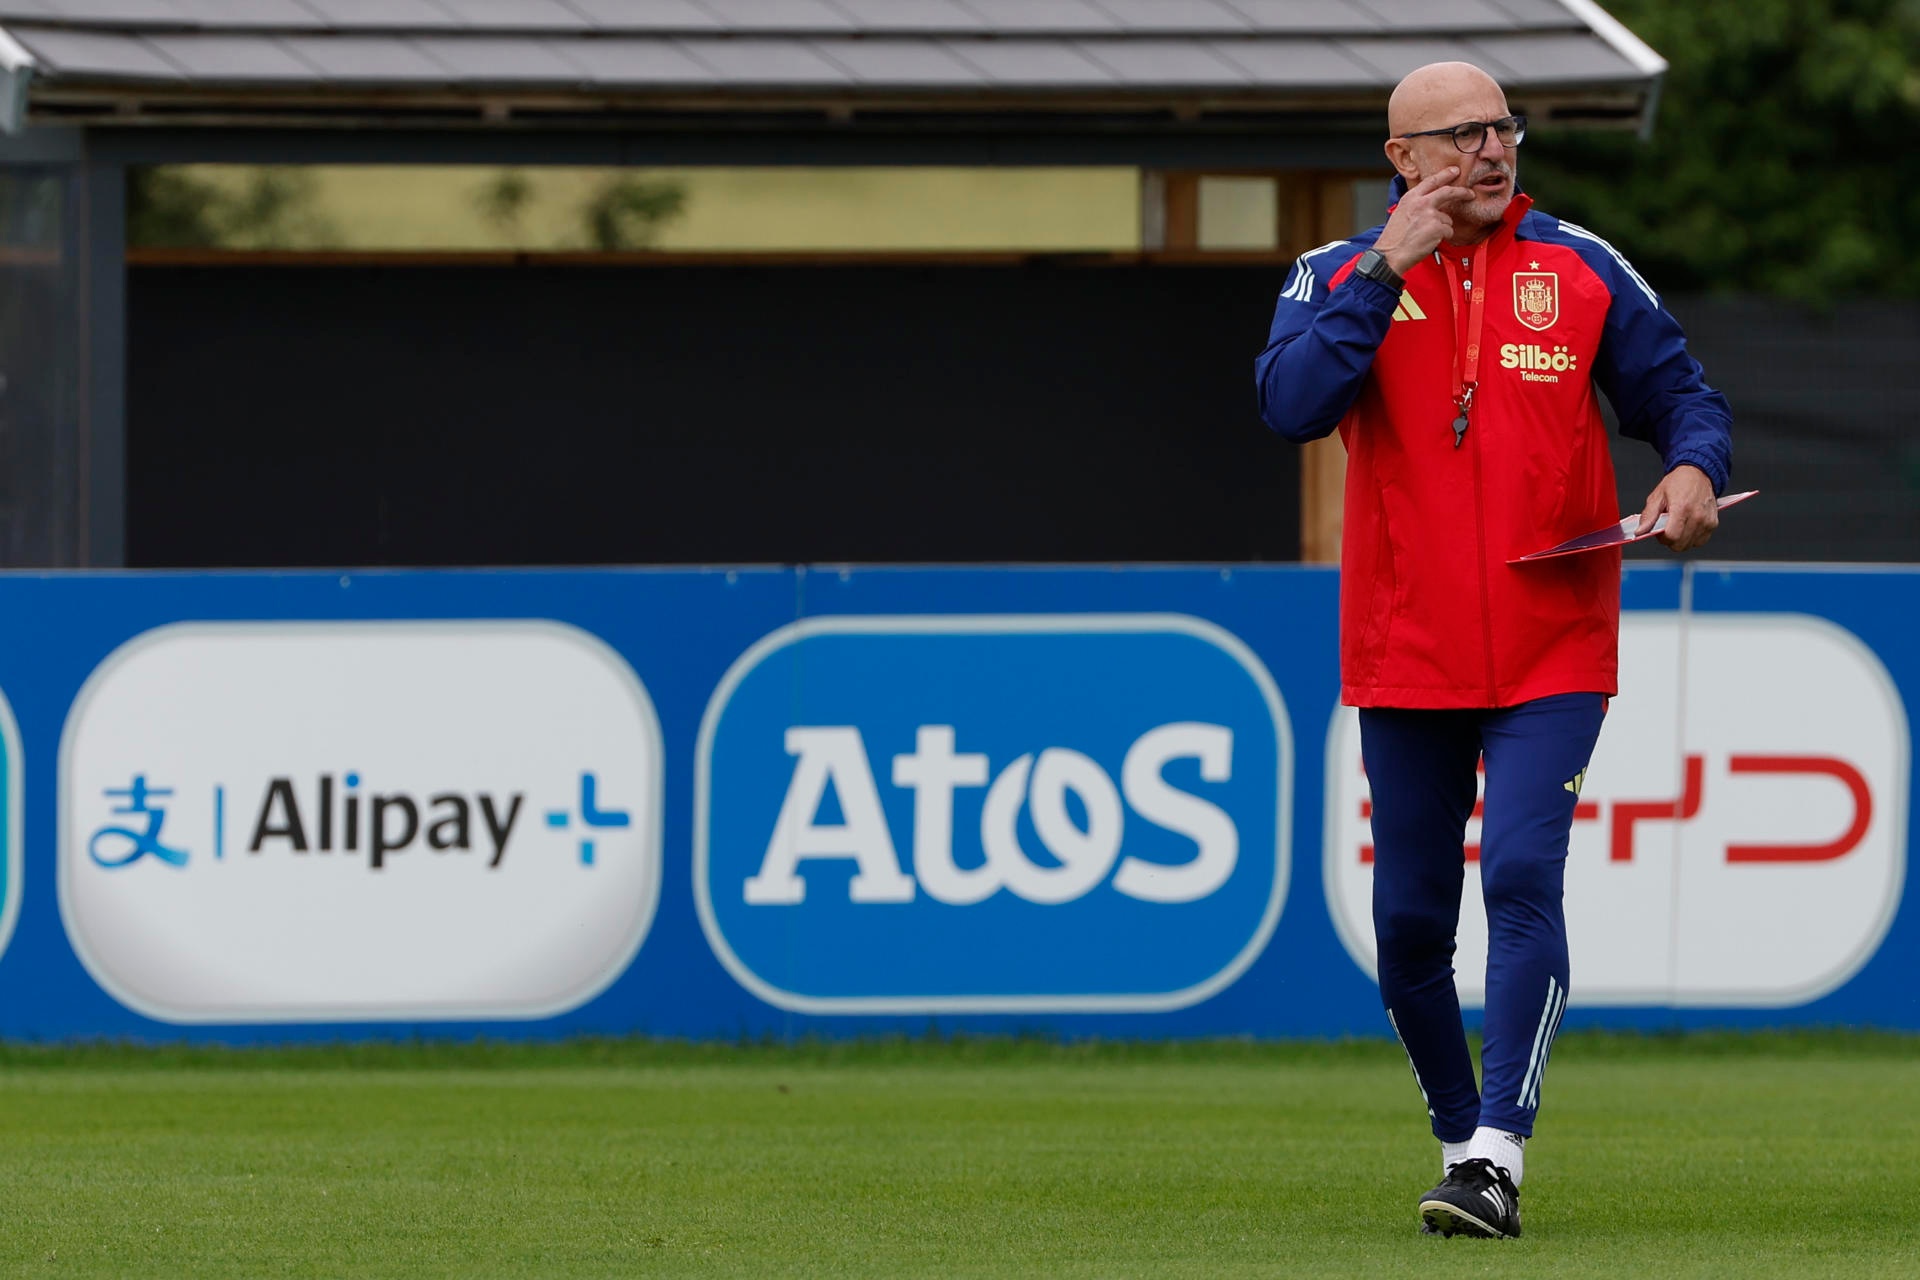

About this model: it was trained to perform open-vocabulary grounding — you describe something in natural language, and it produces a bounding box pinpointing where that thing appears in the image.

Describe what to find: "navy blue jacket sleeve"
[1555,222,1734,494]
[1253,235,1398,443]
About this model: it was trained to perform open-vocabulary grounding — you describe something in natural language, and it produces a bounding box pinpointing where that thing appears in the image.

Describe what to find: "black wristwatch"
[1352,248,1405,293]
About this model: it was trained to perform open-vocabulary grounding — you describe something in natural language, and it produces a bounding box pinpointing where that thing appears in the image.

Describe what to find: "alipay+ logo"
[60,622,664,1024]
[82,768,628,873]
[696,615,1292,1014]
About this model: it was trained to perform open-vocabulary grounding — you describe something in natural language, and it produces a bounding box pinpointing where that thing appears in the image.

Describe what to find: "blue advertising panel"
[698,615,1287,1013]
[0,562,1909,1041]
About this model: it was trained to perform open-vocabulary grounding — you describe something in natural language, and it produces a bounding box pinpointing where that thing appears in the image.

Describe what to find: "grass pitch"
[0,1032,1914,1278]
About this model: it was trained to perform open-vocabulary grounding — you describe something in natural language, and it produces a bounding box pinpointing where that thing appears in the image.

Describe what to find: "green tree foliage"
[473,168,535,240]
[127,167,337,250]
[1524,0,1920,301]
[578,177,686,251]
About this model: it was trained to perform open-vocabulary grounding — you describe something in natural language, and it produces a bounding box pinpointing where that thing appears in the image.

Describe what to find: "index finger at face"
[1410,167,1460,196]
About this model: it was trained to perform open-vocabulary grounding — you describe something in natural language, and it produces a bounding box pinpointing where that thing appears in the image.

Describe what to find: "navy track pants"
[1360,692,1607,1140]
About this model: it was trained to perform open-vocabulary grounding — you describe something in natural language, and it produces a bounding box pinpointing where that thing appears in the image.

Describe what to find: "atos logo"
[697,616,1292,1014]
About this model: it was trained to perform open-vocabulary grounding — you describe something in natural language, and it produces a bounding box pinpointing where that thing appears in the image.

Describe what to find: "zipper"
[1443,245,1499,704]
[1470,408,1498,705]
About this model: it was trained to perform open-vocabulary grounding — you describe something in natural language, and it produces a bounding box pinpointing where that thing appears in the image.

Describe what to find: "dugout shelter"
[0,0,1666,570]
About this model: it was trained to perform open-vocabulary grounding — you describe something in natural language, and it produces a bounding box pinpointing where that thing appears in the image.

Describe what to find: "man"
[1255,63,1732,1239]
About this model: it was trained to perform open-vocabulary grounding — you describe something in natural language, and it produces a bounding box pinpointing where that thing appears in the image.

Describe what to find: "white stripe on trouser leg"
[1534,987,1569,1110]
[1524,988,1569,1111]
[1387,1009,1436,1121]
[1515,977,1561,1110]
[1518,983,1568,1111]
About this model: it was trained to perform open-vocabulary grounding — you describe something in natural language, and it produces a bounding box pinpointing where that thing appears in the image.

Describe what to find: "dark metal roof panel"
[1217,1,1386,33]
[809,38,985,87]
[143,33,319,79]
[11,25,179,77]
[412,34,586,80]
[543,34,717,83]
[673,36,851,85]
[827,0,988,33]
[696,0,858,33]
[1465,32,1638,82]
[298,1,464,31]
[6,0,183,21]
[1347,0,1526,31]
[1090,1,1251,33]
[1077,39,1250,86]
[0,0,1630,42]
[1209,38,1388,87]
[1479,0,1587,25]
[274,34,453,81]
[168,1,331,28]
[953,1,1119,34]
[11,28,1657,96]
[945,39,1117,87]
[563,1,724,32]
[1334,36,1521,83]
[442,1,594,31]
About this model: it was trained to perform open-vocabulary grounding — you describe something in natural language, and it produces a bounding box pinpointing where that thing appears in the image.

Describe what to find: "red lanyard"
[1440,243,1488,449]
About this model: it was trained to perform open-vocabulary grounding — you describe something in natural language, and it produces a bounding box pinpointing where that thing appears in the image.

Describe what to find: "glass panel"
[0,168,79,566]
[127,166,1143,254]
[1351,177,1391,235]
[1196,176,1278,251]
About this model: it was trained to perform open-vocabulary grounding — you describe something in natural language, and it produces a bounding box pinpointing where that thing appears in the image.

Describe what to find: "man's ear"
[1383,138,1420,187]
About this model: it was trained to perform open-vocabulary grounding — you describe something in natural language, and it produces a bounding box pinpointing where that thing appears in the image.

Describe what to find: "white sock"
[1466,1126,1526,1185]
[1441,1139,1471,1175]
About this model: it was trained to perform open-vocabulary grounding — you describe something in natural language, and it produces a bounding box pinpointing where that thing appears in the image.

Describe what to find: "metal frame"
[84,123,1386,170]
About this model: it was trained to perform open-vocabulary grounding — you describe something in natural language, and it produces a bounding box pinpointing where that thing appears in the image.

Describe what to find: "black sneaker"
[1419,1157,1521,1239]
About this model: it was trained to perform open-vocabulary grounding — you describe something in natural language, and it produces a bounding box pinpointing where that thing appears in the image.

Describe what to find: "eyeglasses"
[1398,115,1527,154]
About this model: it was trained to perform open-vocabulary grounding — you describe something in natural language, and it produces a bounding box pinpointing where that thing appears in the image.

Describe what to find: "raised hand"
[1373,168,1474,276]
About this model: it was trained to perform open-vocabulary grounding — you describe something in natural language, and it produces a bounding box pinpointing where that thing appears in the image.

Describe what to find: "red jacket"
[1255,192,1732,708]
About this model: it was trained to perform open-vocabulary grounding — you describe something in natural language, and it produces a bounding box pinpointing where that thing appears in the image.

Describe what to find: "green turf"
[0,1032,1914,1278]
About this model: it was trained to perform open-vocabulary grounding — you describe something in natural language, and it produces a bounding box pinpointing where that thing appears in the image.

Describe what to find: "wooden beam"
[1162,172,1199,251]
[1291,170,1363,565]
[1300,433,1347,565]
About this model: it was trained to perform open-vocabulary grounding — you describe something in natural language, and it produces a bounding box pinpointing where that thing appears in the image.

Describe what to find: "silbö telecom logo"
[60,621,664,1024]
[696,615,1293,1013]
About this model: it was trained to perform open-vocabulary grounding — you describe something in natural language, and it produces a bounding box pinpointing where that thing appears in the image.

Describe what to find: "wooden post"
[1299,435,1348,565]
[1293,172,1361,564]
[1162,173,1199,250]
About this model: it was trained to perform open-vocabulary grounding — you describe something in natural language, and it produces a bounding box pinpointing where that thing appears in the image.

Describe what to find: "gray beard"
[1459,191,1512,230]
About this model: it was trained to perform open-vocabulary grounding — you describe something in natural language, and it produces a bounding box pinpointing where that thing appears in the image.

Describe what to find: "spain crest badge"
[1514,271,1558,331]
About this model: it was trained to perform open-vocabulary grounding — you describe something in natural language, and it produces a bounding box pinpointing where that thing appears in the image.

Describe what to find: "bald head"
[1383,61,1517,242]
[1387,61,1505,137]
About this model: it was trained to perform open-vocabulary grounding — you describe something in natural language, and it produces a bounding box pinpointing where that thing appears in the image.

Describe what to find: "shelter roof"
[0,0,1666,133]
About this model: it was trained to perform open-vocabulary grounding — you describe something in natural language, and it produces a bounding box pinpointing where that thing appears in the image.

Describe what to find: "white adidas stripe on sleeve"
[1281,239,1352,303]
[1557,220,1662,308]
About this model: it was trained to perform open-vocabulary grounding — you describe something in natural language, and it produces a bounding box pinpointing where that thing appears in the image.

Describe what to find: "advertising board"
[697,614,1289,1013]
[60,621,663,1022]
[0,563,1905,1040]
[1325,613,1907,1006]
